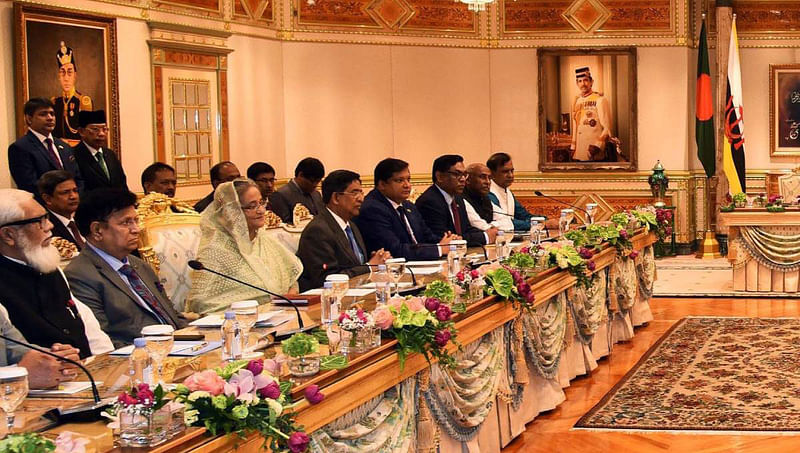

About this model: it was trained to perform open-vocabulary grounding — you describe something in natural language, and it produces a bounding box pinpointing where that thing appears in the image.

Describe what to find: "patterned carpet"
[575,317,800,432]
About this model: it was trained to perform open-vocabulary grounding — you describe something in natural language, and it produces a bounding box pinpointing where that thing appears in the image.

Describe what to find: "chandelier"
[457,0,493,13]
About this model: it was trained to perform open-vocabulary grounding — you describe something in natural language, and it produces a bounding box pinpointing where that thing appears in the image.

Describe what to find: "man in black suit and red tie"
[415,154,497,248]
[37,170,84,250]
[73,110,128,193]
[8,98,84,196]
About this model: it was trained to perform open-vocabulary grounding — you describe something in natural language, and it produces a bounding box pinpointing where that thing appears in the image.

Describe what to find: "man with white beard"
[0,189,113,367]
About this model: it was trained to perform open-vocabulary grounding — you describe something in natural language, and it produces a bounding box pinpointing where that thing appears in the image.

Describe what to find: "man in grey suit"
[269,157,325,224]
[296,170,390,292]
[65,189,186,347]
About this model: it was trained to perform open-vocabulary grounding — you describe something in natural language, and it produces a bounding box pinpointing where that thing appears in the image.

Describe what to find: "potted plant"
[282,333,321,377]
[766,194,785,212]
[116,383,170,447]
[732,192,747,208]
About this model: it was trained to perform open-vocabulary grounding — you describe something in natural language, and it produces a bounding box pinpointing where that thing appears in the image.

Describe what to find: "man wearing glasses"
[0,189,113,387]
[296,170,391,292]
[416,154,496,247]
[246,162,277,209]
[73,110,128,193]
[65,188,186,347]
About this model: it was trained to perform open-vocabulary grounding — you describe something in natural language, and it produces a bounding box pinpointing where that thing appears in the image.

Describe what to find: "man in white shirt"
[0,188,113,358]
[487,152,557,231]
[464,163,513,232]
[38,170,84,250]
[7,98,84,196]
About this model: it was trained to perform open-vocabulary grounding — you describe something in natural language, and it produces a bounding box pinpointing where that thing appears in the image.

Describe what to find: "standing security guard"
[570,67,612,162]
[52,41,93,143]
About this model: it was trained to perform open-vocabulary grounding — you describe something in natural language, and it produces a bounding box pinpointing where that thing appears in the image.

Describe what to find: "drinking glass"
[231,300,260,359]
[559,209,574,236]
[326,323,341,355]
[141,325,174,384]
[530,217,546,246]
[385,258,407,296]
[451,239,468,260]
[325,274,350,308]
[585,203,597,224]
[0,367,28,434]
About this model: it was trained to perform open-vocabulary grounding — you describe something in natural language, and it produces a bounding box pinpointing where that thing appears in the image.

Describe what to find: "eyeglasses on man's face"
[336,189,364,199]
[0,214,49,229]
[446,170,467,180]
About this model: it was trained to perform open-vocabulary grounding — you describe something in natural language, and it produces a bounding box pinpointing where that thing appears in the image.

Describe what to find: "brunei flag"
[722,17,746,193]
[696,18,715,178]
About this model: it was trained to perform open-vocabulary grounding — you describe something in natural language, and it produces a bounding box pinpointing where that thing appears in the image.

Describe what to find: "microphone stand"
[533,191,591,217]
[0,334,109,422]
[188,261,315,341]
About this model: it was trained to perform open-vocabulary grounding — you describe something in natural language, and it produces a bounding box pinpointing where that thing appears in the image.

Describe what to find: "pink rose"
[136,384,155,406]
[434,330,451,347]
[405,297,425,312]
[587,260,596,271]
[424,297,440,312]
[246,359,264,376]
[304,384,325,404]
[629,250,639,260]
[288,432,310,453]
[183,369,226,396]
[470,269,479,279]
[456,271,465,282]
[435,305,452,322]
[338,312,350,323]
[619,229,629,240]
[373,307,394,330]
[387,296,405,311]
[117,392,137,406]
[259,381,281,399]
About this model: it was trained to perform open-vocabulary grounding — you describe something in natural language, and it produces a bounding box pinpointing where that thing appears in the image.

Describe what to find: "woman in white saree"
[187,179,303,315]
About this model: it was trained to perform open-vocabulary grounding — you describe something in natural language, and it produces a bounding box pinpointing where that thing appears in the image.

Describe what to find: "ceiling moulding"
[149,0,224,19]
[147,22,233,54]
[705,0,800,40]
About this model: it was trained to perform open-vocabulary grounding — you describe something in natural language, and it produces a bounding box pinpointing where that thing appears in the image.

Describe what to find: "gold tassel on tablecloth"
[512,318,529,385]
[416,369,441,453]
[607,261,620,313]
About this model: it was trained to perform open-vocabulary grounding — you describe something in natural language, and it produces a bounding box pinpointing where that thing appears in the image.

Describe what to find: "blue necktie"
[345,225,364,264]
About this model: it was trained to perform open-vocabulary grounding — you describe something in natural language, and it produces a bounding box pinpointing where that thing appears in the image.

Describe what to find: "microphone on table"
[364,263,423,296]
[187,260,315,341]
[0,333,109,422]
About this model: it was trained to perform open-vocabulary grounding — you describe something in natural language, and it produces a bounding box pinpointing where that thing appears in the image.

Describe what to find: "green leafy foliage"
[423,280,455,303]
[281,333,320,358]
[502,252,537,270]
[320,355,349,370]
[484,268,514,299]
[0,434,55,453]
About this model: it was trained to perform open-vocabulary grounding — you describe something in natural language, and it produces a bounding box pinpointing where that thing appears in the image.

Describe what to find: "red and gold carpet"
[575,317,800,432]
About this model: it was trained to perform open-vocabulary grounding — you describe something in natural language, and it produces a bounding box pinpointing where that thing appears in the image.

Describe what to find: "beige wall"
[1,3,798,197]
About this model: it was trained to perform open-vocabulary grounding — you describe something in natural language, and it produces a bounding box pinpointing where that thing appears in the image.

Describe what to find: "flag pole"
[696,12,722,259]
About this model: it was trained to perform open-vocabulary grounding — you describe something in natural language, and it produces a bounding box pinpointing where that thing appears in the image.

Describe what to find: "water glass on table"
[141,325,174,384]
[231,300,261,359]
[385,258,407,296]
[325,274,350,308]
[0,367,27,434]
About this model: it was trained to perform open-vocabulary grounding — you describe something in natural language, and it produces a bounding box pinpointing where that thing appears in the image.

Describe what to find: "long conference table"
[17,230,656,452]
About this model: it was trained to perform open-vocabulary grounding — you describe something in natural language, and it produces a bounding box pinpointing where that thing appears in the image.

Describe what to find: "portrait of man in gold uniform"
[52,41,93,144]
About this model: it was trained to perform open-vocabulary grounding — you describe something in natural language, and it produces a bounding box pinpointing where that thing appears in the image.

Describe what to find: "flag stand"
[697,177,722,259]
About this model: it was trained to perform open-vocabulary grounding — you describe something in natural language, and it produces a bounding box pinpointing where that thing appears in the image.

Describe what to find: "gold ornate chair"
[137,194,202,314]
[778,168,800,201]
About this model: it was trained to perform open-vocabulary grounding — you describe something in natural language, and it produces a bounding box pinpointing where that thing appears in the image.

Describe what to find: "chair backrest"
[137,194,202,313]
[778,171,800,201]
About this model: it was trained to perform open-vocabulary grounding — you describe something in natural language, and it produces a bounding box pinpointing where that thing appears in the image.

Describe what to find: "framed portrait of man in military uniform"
[14,4,121,154]
[770,64,800,156]
[538,48,637,172]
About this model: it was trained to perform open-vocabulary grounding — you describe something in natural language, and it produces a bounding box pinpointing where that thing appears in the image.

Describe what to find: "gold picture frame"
[14,4,121,156]
[538,47,638,172]
[769,64,800,157]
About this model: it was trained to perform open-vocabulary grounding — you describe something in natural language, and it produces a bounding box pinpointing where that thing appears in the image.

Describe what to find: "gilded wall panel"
[232,0,274,24]
[598,0,671,31]
[503,0,573,33]
[150,0,224,18]
[707,1,800,37]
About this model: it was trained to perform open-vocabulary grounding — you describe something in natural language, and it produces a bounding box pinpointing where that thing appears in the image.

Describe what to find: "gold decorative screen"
[169,79,213,183]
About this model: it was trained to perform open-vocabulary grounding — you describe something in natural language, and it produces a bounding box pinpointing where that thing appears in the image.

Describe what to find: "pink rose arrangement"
[115,383,168,415]
[173,359,308,452]
[374,294,460,370]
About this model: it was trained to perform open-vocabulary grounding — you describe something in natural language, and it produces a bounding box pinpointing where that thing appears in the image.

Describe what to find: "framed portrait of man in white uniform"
[538,48,637,172]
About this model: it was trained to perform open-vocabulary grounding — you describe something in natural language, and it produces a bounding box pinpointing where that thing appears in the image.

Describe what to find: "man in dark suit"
[269,157,325,224]
[355,158,457,261]
[37,170,83,250]
[416,154,497,247]
[142,162,178,198]
[65,189,186,347]
[8,98,84,196]
[296,170,390,292]
[73,110,127,193]
[193,161,241,212]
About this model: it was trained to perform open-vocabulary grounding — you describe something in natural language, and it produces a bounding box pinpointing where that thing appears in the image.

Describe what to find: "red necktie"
[44,138,63,169]
[67,220,85,249]
[118,264,175,327]
[451,200,463,235]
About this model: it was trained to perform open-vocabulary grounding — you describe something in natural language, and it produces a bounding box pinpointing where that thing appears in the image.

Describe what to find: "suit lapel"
[322,210,359,264]
[85,248,147,309]
[432,187,456,231]
[26,131,58,170]
[130,260,180,325]
[82,144,109,182]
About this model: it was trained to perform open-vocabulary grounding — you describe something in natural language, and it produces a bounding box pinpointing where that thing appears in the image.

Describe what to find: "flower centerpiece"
[0,433,55,452]
[423,279,456,304]
[174,359,309,453]
[115,383,171,447]
[541,240,593,289]
[767,194,785,212]
[754,193,767,207]
[631,207,658,231]
[336,307,375,354]
[282,333,321,376]
[720,193,736,212]
[480,262,536,311]
[732,192,747,208]
[373,295,461,370]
